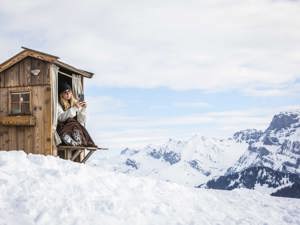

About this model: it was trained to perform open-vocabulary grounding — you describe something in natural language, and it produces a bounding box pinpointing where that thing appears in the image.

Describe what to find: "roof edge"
[0,47,94,78]
[21,46,60,59]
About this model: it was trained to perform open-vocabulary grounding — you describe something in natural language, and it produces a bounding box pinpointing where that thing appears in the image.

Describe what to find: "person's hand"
[79,101,87,108]
[74,102,82,109]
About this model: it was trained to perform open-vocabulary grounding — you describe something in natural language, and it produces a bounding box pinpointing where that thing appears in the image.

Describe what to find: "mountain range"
[89,110,300,198]
[205,111,300,198]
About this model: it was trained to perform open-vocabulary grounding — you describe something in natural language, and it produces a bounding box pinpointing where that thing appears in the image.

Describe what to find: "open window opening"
[58,68,72,98]
[58,68,84,102]
[56,68,86,162]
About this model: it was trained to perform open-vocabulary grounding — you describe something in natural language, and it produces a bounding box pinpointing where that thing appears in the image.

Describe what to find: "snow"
[0,151,300,225]
[88,136,248,187]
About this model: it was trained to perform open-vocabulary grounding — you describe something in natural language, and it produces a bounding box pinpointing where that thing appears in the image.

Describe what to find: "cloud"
[1,0,300,94]
[1,1,300,149]
[243,82,300,97]
[86,105,300,149]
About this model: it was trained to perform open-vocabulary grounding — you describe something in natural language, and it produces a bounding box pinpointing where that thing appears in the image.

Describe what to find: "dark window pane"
[21,103,30,114]
[11,94,20,102]
[11,92,31,114]
[11,103,21,114]
[22,93,29,101]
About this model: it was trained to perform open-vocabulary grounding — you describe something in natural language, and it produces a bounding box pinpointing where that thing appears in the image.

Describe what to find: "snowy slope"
[88,136,248,187]
[0,151,300,225]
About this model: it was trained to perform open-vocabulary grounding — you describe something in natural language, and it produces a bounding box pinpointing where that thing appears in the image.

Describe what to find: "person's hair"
[59,91,78,111]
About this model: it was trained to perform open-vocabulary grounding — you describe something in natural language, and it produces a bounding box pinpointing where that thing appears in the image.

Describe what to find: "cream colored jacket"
[57,103,86,126]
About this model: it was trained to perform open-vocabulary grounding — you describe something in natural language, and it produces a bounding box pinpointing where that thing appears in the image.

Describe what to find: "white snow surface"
[1,151,299,225]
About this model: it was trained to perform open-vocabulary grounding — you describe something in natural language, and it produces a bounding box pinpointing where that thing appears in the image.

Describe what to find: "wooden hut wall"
[0,57,52,155]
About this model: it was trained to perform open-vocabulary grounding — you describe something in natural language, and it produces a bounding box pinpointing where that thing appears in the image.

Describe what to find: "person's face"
[62,89,73,100]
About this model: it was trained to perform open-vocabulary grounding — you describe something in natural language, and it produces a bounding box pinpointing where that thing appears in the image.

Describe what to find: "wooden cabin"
[0,47,106,162]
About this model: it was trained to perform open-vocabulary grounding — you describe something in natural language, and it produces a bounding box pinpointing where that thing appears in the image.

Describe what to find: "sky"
[1,0,300,150]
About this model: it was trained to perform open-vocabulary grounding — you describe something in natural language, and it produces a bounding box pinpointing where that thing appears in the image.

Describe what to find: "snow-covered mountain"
[233,129,263,144]
[228,111,300,175]
[203,166,300,196]
[90,110,300,197]
[1,151,300,225]
[89,136,248,187]
[204,111,300,198]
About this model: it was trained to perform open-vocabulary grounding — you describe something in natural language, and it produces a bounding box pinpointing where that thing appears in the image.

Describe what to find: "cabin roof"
[0,47,94,78]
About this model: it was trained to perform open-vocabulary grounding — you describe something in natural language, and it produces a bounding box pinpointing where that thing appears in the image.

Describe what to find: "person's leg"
[62,134,79,146]
[72,129,82,146]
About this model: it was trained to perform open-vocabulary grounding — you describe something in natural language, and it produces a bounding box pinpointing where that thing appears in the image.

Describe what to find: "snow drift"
[0,151,299,225]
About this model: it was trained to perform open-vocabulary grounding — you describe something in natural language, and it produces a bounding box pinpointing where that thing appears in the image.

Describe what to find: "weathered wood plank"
[4,69,9,87]
[3,129,9,150]
[16,127,24,151]
[71,149,84,161]
[0,129,7,150]
[0,115,36,126]
[0,89,7,115]
[24,58,31,85]
[0,127,3,150]
[0,72,4,87]
[0,50,57,73]
[0,51,28,74]
[57,146,107,150]
[29,58,50,86]
[81,150,95,163]
[18,59,25,86]
[30,58,41,85]
[43,85,52,155]
[8,127,17,150]
[6,65,19,87]
[24,127,33,154]
[32,86,43,154]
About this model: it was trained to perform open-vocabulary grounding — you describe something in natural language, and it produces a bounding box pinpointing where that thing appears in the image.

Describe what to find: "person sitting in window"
[56,82,96,147]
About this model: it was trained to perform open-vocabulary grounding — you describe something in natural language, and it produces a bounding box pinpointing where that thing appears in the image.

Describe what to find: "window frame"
[9,91,32,115]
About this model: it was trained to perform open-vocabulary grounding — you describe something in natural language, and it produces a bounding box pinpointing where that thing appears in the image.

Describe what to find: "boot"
[72,129,82,146]
[62,134,79,146]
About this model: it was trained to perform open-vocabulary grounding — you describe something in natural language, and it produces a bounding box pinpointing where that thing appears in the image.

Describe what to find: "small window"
[10,92,31,115]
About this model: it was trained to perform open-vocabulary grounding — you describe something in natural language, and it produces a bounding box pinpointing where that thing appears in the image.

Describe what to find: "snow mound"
[0,151,299,225]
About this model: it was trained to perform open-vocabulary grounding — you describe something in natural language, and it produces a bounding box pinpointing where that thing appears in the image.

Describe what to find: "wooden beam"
[0,51,28,73]
[55,61,94,78]
[21,47,59,59]
[71,149,83,161]
[56,145,108,163]
[0,115,36,126]
[0,47,94,78]
[81,150,95,163]
[0,50,57,73]
[57,145,108,151]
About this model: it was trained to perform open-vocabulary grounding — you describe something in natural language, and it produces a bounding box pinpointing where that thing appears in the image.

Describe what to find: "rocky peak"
[233,129,263,144]
[265,111,300,133]
[262,111,300,145]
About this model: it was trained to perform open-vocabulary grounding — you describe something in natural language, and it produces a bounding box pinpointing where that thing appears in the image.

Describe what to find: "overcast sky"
[1,0,300,150]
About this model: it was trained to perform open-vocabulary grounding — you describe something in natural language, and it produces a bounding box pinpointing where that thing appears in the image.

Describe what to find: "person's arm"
[77,107,86,126]
[57,104,78,122]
